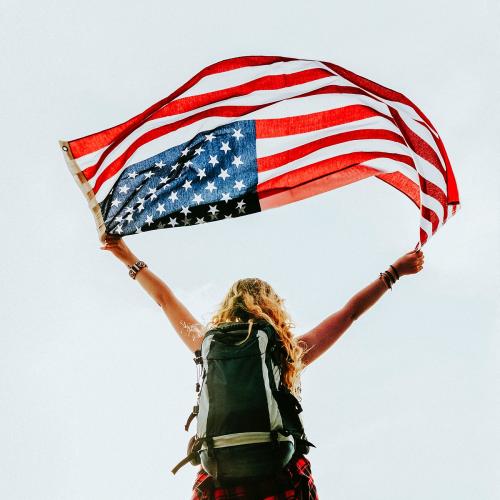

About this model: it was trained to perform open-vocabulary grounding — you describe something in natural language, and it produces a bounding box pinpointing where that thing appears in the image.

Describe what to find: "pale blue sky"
[1,0,499,498]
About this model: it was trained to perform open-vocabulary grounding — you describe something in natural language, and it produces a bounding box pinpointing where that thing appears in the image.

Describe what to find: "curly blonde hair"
[203,277,310,399]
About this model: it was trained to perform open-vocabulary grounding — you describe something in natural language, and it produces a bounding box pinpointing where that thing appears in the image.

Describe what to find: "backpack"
[171,318,315,484]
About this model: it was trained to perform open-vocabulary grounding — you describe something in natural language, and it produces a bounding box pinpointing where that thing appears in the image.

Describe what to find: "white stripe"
[408,151,447,194]
[257,331,282,430]
[256,115,403,158]
[420,215,433,240]
[421,191,444,227]
[396,110,447,171]
[257,139,411,185]
[361,157,420,185]
[177,59,335,99]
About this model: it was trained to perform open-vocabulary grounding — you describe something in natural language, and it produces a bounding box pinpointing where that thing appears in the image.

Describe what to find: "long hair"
[203,278,310,399]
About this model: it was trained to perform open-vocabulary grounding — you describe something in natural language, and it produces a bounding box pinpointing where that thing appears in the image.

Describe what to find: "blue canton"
[99,120,261,235]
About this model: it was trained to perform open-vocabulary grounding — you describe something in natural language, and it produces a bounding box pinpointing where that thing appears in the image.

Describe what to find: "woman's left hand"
[392,249,425,277]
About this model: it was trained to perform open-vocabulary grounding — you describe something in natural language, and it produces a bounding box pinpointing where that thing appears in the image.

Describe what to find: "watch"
[128,260,148,279]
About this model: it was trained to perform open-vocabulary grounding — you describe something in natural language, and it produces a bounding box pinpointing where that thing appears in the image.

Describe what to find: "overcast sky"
[1,0,499,498]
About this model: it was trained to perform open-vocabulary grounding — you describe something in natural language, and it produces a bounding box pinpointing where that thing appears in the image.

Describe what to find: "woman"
[101,234,424,499]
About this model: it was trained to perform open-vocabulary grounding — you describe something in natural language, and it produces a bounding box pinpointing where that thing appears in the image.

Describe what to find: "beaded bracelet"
[385,269,396,284]
[390,264,400,280]
[379,272,392,290]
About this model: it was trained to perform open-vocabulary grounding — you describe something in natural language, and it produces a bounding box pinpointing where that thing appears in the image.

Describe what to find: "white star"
[124,206,134,214]
[231,155,243,168]
[184,160,193,168]
[192,193,204,205]
[145,214,154,226]
[135,225,142,234]
[208,204,219,216]
[194,146,205,156]
[157,221,166,229]
[111,198,121,208]
[234,179,246,191]
[180,205,191,216]
[170,163,180,172]
[182,217,192,225]
[181,147,190,156]
[148,187,158,200]
[118,184,130,194]
[159,176,170,185]
[127,171,138,179]
[221,192,232,203]
[196,168,207,180]
[218,168,230,181]
[125,213,134,223]
[156,203,166,215]
[205,133,216,142]
[168,217,179,227]
[232,128,244,140]
[183,179,193,190]
[115,215,123,223]
[137,204,145,213]
[224,214,233,219]
[208,155,219,166]
[168,191,179,202]
[114,224,123,234]
[205,181,217,193]
[154,160,166,168]
[236,200,246,214]
[144,171,154,179]
[195,217,205,225]
[220,141,231,154]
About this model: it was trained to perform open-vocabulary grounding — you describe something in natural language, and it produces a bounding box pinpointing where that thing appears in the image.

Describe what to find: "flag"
[59,55,461,247]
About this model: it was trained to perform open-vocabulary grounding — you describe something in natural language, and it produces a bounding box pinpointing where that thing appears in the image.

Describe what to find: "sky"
[1,0,499,498]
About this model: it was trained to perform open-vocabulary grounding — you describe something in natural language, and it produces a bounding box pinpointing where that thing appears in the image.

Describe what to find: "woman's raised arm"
[101,234,204,353]
[297,249,425,367]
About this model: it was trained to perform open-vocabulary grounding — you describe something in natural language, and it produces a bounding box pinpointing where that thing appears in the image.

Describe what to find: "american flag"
[59,55,460,247]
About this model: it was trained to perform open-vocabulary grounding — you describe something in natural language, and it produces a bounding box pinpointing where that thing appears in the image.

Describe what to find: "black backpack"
[171,318,315,484]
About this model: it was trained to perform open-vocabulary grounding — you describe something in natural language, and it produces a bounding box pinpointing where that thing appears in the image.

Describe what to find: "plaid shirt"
[191,453,318,500]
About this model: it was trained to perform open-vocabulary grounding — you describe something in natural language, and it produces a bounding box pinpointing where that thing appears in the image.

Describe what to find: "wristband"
[128,260,148,279]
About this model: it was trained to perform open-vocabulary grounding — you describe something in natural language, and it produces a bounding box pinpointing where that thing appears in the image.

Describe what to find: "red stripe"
[419,176,449,225]
[258,164,380,210]
[257,129,408,172]
[84,68,332,181]
[68,55,295,159]
[257,151,413,195]
[421,206,440,235]
[376,171,421,208]
[255,105,391,139]
[420,227,429,246]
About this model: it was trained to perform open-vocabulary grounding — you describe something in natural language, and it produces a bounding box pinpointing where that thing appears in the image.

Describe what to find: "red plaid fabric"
[191,453,318,499]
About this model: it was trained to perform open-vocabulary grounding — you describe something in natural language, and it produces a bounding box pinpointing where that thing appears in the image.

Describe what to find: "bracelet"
[128,260,148,279]
[385,269,396,284]
[389,264,400,280]
[379,272,392,290]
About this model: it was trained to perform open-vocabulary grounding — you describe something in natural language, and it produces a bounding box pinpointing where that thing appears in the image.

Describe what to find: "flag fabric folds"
[59,55,460,247]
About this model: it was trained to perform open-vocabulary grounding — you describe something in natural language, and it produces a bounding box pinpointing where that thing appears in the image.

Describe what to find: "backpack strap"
[171,436,205,475]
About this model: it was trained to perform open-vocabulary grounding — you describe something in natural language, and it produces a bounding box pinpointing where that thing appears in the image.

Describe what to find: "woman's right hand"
[392,249,425,277]
[100,234,135,263]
